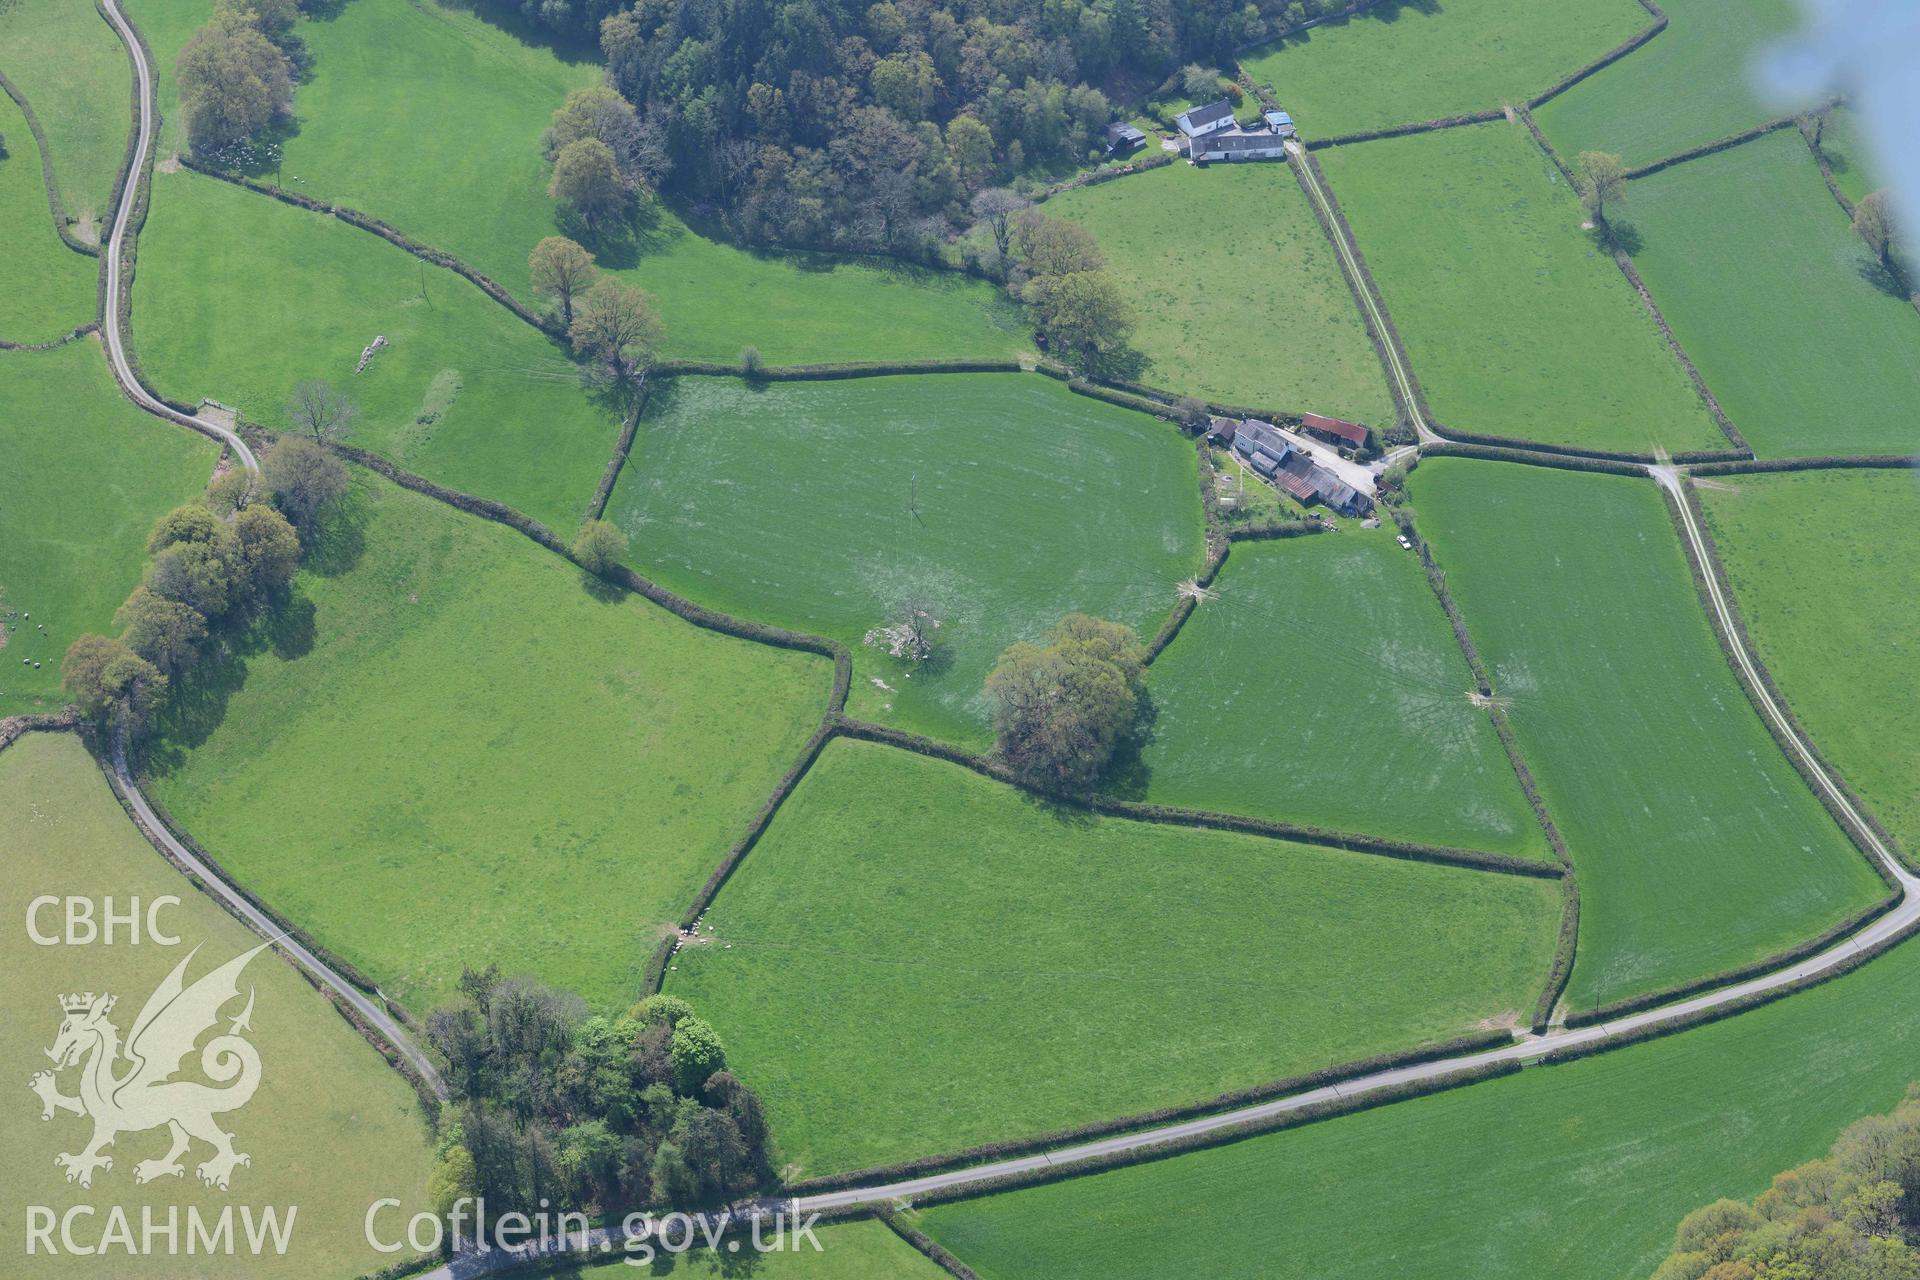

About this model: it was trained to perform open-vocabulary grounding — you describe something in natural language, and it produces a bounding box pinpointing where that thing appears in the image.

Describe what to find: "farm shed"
[1264,110,1297,138]
[1105,123,1148,154]
[1194,131,1291,162]
[1301,413,1370,449]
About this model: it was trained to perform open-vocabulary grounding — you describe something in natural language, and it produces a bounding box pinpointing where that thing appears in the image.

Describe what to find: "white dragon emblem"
[27,942,268,1191]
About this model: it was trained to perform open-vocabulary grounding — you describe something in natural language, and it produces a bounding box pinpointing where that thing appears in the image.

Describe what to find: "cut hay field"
[665,738,1563,1177]
[145,467,831,1012]
[1622,130,1920,458]
[1817,107,1883,205]
[1040,163,1392,423]
[1238,0,1649,139]
[607,373,1206,747]
[137,167,618,531]
[1318,121,1723,454]
[1411,459,1886,1012]
[541,1217,945,1279]
[917,929,1920,1280]
[1699,467,1920,860]
[194,0,1026,363]
[0,732,434,1280]
[1136,530,1546,858]
[0,0,130,231]
[0,91,96,342]
[1534,0,1799,167]
[0,339,217,717]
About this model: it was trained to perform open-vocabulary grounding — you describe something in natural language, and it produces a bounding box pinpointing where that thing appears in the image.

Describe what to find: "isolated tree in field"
[286,379,358,443]
[550,138,627,230]
[970,188,1030,266]
[62,634,168,731]
[262,435,349,533]
[529,237,597,326]
[114,588,207,676]
[568,279,664,379]
[234,504,301,594]
[1023,269,1136,375]
[571,519,628,573]
[1575,151,1627,224]
[986,613,1145,790]
[1855,189,1898,270]
[175,3,292,153]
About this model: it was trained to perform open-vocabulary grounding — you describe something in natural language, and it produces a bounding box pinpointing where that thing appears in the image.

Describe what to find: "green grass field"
[666,738,1562,1176]
[137,167,618,530]
[0,91,97,342]
[207,0,1025,363]
[1622,130,1920,458]
[542,1217,944,1278]
[1817,106,1884,205]
[1534,0,1800,167]
[0,732,434,1279]
[0,0,130,231]
[1411,459,1885,1011]
[145,467,831,1012]
[1041,163,1392,422]
[918,929,1920,1280]
[1238,0,1650,138]
[607,373,1206,747]
[1137,530,1546,857]
[0,339,218,717]
[1318,121,1723,453]
[1699,468,1920,859]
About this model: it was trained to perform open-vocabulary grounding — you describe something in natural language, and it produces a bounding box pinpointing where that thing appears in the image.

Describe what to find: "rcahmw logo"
[22,897,298,1258]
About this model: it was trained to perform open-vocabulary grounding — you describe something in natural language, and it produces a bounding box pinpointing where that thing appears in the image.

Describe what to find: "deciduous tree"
[970,188,1030,265]
[113,588,207,675]
[62,634,169,731]
[529,237,597,326]
[571,519,628,573]
[1855,189,1898,270]
[1023,269,1135,375]
[550,138,627,230]
[234,503,302,593]
[1575,150,1627,224]
[568,279,664,379]
[262,435,349,533]
[986,613,1144,790]
[176,3,292,154]
[285,378,358,443]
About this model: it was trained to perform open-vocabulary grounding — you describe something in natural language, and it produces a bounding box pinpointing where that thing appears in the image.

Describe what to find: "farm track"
[80,0,1920,1263]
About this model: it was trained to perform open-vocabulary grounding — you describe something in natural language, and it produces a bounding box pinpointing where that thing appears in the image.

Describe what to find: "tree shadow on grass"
[142,645,249,773]
[299,486,371,578]
[579,568,626,603]
[1097,695,1159,802]
[1590,217,1643,257]
[1856,252,1916,302]
[438,0,601,65]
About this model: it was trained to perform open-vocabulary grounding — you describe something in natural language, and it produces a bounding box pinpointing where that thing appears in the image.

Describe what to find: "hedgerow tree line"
[60,436,347,737]
[1654,1083,1920,1280]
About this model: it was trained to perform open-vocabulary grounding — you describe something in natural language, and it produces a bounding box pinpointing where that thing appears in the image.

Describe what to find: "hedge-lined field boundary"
[1611,250,1749,451]
[0,710,81,753]
[655,357,1026,380]
[1543,914,1920,1064]
[0,322,99,352]
[1687,454,1920,476]
[831,717,1561,878]
[1623,114,1801,180]
[1802,113,1857,215]
[1523,1,1668,110]
[1304,109,1503,151]
[875,1208,980,1279]
[176,159,567,337]
[0,68,103,257]
[1418,441,1646,476]
[789,1028,1517,1196]
[899,1059,1524,1210]
[1386,504,1579,1030]
[1028,151,1173,204]
[581,378,651,524]
[1294,148,1434,435]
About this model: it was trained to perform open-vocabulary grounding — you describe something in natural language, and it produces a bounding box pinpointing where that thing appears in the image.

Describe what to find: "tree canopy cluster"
[986,612,1145,790]
[176,0,308,156]
[1654,1083,1920,1280]
[527,236,667,380]
[1003,206,1135,373]
[426,972,772,1222]
[533,0,1316,254]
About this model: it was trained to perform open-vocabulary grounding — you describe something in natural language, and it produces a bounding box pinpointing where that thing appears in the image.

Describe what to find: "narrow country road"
[97,0,258,474]
[92,0,441,1096]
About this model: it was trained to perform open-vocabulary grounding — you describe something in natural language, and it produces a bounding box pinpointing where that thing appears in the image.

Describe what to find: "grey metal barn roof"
[1200,131,1289,155]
